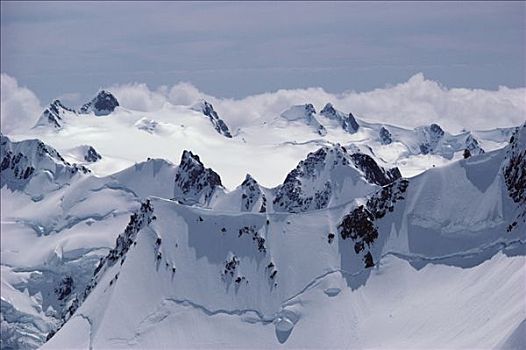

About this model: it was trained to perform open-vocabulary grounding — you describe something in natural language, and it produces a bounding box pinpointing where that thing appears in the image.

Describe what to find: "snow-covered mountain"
[1,91,524,349]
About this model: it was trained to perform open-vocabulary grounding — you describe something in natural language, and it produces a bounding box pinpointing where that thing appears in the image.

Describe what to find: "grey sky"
[1,1,525,105]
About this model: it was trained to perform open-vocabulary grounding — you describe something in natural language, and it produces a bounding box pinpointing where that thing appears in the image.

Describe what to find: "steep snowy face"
[281,104,327,136]
[240,174,266,212]
[320,103,359,133]
[34,100,77,129]
[79,90,119,116]
[191,100,233,138]
[173,150,223,206]
[273,145,400,213]
[0,134,90,193]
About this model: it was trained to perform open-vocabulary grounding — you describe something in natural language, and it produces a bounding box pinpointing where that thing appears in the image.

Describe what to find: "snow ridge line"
[165,298,275,324]
[379,238,525,264]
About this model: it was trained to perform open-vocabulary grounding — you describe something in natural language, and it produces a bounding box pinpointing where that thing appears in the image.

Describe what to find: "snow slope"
[1,90,524,349]
[38,124,526,349]
[8,92,515,189]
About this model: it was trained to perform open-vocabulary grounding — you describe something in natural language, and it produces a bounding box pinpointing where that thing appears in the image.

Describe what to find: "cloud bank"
[108,73,525,133]
[1,74,42,134]
[1,72,524,135]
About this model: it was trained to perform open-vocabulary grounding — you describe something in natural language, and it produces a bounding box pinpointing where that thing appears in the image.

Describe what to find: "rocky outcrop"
[173,150,222,206]
[320,103,359,133]
[350,153,401,186]
[0,134,90,190]
[379,127,392,145]
[34,100,76,129]
[79,90,119,116]
[273,147,335,213]
[418,123,445,154]
[192,100,232,138]
[240,174,266,212]
[339,178,409,268]
[83,146,102,163]
[464,134,485,156]
[503,124,526,210]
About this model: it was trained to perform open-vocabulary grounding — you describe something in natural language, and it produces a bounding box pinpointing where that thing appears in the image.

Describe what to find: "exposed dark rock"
[223,255,240,277]
[464,134,485,155]
[379,127,392,145]
[238,225,266,253]
[80,90,119,116]
[241,174,263,212]
[350,153,401,186]
[193,100,232,138]
[320,103,359,133]
[54,276,74,301]
[273,147,335,213]
[36,100,76,129]
[84,146,102,163]
[338,178,409,268]
[503,125,526,212]
[174,150,222,205]
[1,135,90,190]
[463,149,471,159]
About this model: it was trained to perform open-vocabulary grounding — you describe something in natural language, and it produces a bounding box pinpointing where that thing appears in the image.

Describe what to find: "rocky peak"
[320,103,359,133]
[273,144,403,213]
[418,123,446,154]
[84,146,102,163]
[192,100,232,138]
[241,174,266,212]
[79,90,119,116]
[342,113,360,133]
[281,104,327,136]
[173,150,223,206]
[34,99,76,129]
[503,124,526,207]
[349,153,401,186]
[1,135,90,191]
[464,134,485,155]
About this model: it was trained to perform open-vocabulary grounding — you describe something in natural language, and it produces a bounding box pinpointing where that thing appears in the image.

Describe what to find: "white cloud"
[108,83,168,112]
[2,73,524,136]
[106,73,525,133]
[0,74,43,134]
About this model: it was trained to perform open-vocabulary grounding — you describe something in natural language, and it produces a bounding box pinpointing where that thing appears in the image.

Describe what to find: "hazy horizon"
[1,1,525,105]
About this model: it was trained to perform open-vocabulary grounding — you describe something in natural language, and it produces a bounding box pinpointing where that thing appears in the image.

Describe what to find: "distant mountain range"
[1,91,524,349]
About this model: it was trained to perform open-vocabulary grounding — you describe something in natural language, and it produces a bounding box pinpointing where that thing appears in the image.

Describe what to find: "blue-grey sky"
[1,1,525,105]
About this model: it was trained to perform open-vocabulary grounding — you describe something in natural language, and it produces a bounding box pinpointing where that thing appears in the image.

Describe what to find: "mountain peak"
[174,150,223,206]
[79,90,119,116]
[191,100,233,138]
[281,104,327,136]
[34,99,76,129]
[320,102,359,133]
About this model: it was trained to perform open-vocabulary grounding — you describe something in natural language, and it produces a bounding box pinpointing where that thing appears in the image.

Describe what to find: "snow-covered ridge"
[33,90,120,130]
[273,144,401,213]
[281,104,327,136]
[191,100,233,138]
[42,127,526,347]
[0,134,90,194]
